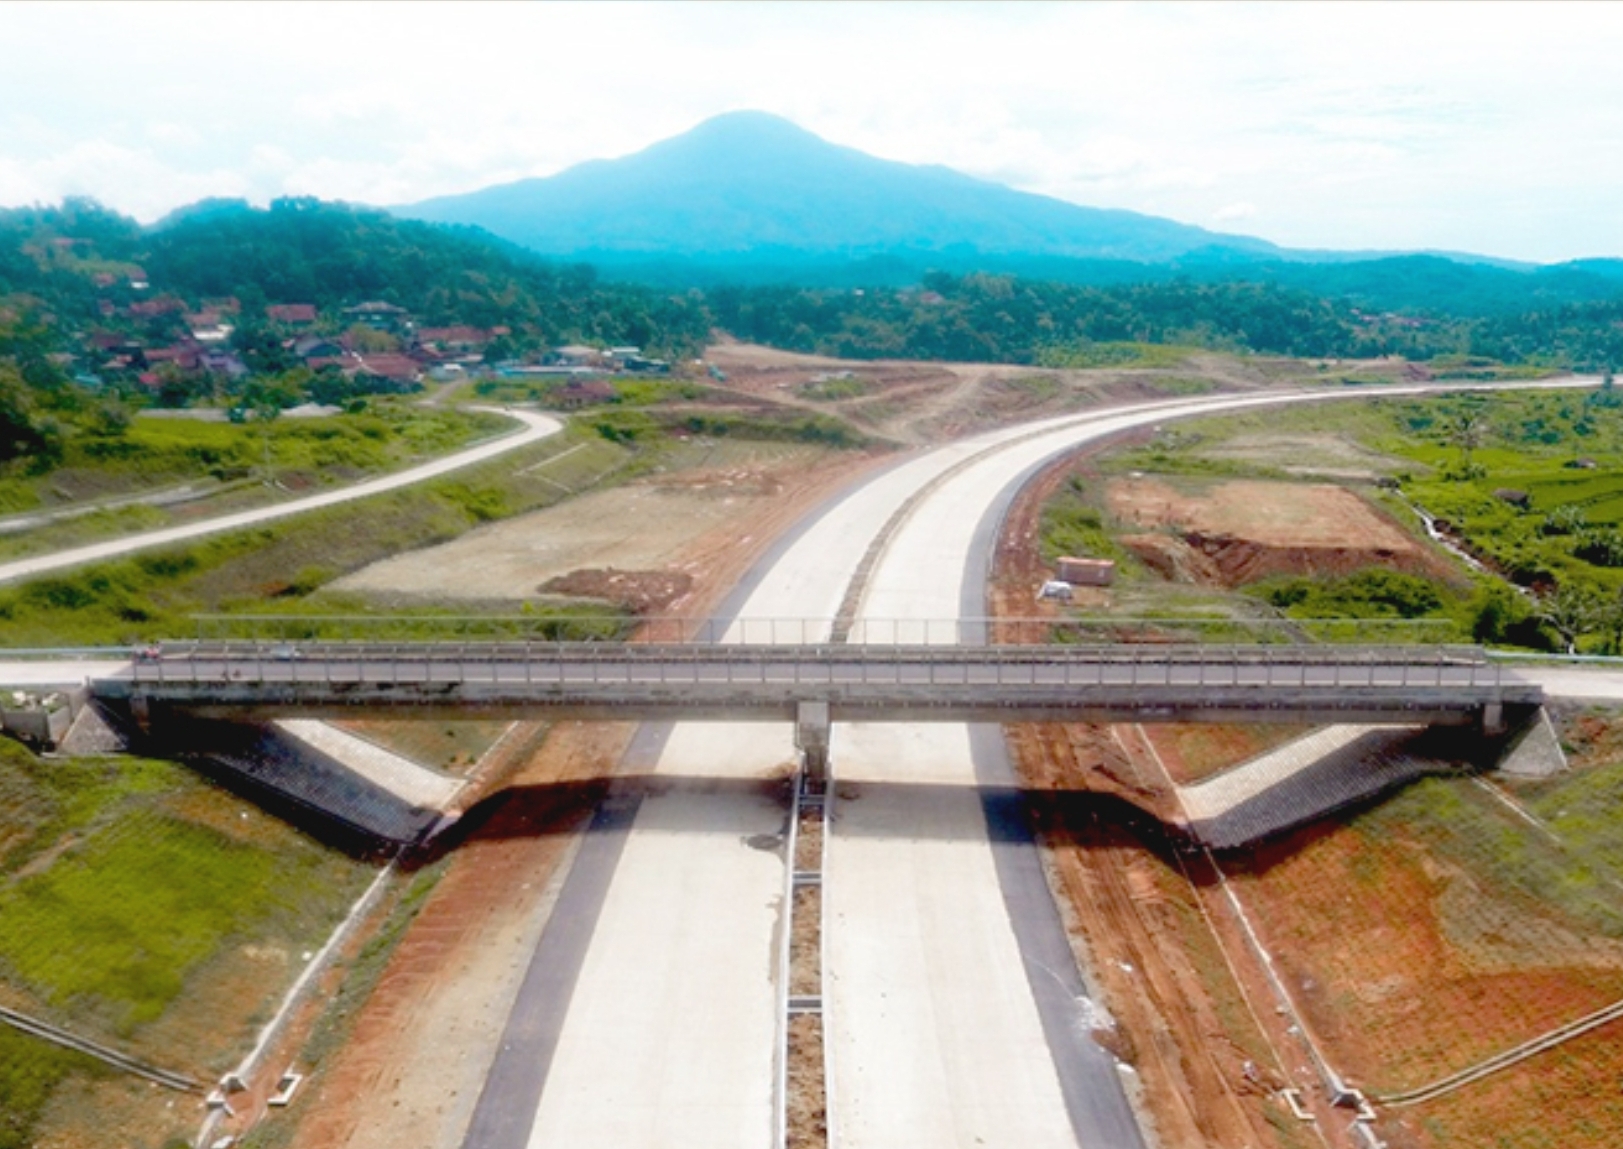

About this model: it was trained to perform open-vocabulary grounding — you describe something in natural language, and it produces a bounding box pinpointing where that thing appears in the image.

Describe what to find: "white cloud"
[1,1,1622,260]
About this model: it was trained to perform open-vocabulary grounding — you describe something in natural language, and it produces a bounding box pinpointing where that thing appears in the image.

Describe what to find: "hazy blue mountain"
[397,110,1284,266]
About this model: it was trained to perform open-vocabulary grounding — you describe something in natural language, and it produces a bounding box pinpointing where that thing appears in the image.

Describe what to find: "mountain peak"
[397,111,1278,268]
[679,109,822,143]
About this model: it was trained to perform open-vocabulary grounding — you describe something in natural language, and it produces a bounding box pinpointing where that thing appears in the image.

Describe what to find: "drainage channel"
[780,768,829,1149]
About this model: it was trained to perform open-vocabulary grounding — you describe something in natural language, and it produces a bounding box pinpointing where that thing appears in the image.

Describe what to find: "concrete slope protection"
[462,376,1610,1149]
[0,407,562,587]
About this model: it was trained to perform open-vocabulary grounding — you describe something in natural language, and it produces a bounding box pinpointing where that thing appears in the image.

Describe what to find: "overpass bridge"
[91,640,1541,780]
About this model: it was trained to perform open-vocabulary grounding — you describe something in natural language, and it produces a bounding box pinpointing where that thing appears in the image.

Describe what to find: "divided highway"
[462,384,1565,1149]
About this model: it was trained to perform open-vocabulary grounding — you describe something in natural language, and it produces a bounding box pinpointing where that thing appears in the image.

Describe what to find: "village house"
[266,303,318,327]
[415,325,496,358]
[550,378,618,408]
[342,301,412,333]
[549,344,609,369]
[292,335,345,362]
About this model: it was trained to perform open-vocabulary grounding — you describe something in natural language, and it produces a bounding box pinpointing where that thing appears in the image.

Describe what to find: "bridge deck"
[93,642,1539,727]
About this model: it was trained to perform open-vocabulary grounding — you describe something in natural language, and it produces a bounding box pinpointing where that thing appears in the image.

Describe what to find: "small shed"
[1056,556,1115,587]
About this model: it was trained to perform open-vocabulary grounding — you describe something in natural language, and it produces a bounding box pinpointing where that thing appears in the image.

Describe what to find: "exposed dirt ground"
[331,441,882,613]
[994,446,1334,1148]
[1227,805,1623,1149]
[270,720,621,1149]
[1144,724,1320,786]
[996,442,1623,1149]
[1108,477,1459,588]
[704,339,1328,445]
[1192,431,1415,481]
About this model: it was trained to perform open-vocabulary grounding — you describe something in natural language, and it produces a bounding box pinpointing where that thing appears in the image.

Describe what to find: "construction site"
[0,351,1619,1149]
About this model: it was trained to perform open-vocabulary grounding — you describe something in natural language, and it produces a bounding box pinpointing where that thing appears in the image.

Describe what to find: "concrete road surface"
[828,411,1192,1149]
[1509,663,1623,703]
[475,428,1034,1148]
[0,660,126,687]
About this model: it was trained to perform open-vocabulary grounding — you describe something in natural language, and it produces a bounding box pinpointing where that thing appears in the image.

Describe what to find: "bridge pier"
[795,701,831,785]
[1482,701,1504,737]
[129,694,151,735]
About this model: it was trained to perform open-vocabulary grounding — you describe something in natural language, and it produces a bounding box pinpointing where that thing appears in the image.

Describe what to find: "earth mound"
[1108,478,1456,588]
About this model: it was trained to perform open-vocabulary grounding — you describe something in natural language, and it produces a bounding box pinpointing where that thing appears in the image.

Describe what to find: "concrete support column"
[1482,701,1504,737]
[795,700,831,784]
[130,694,151,734]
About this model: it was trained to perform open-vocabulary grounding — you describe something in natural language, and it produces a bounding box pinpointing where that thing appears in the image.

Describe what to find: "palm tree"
[1536,583,1599,655]
[1447,408,1487,473]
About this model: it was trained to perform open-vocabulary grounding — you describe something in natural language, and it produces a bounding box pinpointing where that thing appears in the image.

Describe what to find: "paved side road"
[0,407,562,587]
[1511,665,1623,702]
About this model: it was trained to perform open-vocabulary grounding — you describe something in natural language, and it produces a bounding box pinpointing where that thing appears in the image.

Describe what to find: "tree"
[343,324,399,354]
[1467,582,1535,646]
[1535,583,1601,655]
[1603,586,1623,656]
[1446,407,1488,474]
[0,362,58,465]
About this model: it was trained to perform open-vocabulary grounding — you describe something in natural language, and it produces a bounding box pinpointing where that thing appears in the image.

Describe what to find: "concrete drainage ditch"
[781,770,829,1149]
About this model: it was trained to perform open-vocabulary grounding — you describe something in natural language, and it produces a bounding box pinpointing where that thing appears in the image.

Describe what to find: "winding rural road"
[0,406,562,587]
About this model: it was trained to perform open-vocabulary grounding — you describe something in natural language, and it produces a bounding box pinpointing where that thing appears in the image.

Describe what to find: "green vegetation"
[1359,775,1623,941]
[1035,340,1199,369]
[1086,386,1623,650]
[0,401,504,533]
[0,196,709,468]
[0,814,290,1031]
[588,406,872,449]
[0,1025,107,1149]
[0,430,635,646]
[709,271,1622,370]
[0,737,376,1144]
[1037,476,1134,569]
[0,196,708,360]
[798,374,870,401]
[1524,754,1623,881]
[471,376,709,407]
[190,604,632,644]
[709,275,1368,363]
[1253,569,1447,621]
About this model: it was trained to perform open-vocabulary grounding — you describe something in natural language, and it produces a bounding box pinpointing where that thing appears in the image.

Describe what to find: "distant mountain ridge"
[388,111,1623,316]
[397,110,1286,267]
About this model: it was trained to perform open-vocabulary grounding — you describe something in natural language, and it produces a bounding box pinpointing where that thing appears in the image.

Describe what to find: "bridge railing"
[124,640,1511,694]
[185,614,1464,647]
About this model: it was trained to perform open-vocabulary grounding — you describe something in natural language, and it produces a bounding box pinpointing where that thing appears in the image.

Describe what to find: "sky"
[3,1,1621,264]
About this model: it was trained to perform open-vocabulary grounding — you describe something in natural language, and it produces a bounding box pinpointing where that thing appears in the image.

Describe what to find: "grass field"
[330,718,515,774]
[0,403,508,555]
[0,427,637,647]
[1126,387,1623,614]
[0,1026,107,1149]
[0,737,378,1147]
